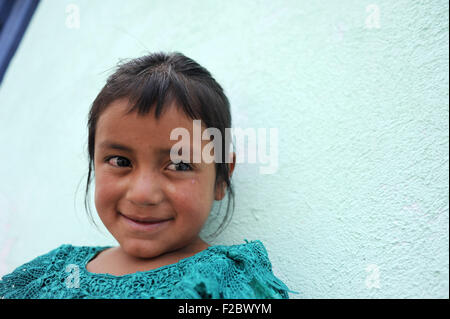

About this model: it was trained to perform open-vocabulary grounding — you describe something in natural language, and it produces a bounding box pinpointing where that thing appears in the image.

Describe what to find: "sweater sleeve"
[170,240,298,299]
[0,244,68,299]
[218,241,297,299]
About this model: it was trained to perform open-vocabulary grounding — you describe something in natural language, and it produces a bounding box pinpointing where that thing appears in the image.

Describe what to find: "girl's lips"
[119,212,173,232]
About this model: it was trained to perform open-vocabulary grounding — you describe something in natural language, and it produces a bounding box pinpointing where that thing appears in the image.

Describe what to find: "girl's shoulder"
[173,239,298,299]
[0,243,105,299]
[203,239,273,272]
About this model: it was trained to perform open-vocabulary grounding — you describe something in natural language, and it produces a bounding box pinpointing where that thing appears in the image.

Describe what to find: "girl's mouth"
[118,212,173,232]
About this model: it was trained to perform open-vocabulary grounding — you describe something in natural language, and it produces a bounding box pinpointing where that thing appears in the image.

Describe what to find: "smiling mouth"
[118,212,173,224]
[118,212,173,232]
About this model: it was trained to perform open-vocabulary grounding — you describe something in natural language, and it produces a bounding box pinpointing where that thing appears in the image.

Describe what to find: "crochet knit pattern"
[0,239,298,299]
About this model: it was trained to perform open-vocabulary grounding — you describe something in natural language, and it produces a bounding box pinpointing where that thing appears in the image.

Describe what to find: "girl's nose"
[125,172,164,206]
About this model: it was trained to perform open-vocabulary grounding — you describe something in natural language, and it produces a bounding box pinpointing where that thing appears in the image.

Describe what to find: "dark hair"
[83,51,234,240]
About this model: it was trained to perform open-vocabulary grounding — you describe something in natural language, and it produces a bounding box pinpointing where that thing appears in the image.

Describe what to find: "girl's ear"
[228,151,236,177]
[214,182,226,201]
[214,152,236,200]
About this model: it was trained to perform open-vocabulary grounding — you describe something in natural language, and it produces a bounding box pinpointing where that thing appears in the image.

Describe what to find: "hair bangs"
[123,69,204,122]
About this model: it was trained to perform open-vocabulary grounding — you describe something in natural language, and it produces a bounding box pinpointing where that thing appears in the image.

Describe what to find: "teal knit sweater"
[0,239,297,299]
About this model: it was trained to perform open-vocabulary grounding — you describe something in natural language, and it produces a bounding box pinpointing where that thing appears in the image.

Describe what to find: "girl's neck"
[86,238,210,276]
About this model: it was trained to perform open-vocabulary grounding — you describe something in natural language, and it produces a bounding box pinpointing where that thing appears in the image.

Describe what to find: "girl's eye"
[167,161,193,172]
[105,156,131,168]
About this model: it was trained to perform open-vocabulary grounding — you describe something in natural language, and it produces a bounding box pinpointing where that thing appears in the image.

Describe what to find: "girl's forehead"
[95,99,207,151]
[98,99,196,132]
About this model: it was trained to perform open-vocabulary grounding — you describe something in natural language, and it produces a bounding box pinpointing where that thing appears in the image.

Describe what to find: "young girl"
[0,52,297,299]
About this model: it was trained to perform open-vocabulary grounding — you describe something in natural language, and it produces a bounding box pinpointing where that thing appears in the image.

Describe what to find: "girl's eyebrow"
[98,141,183,155]
[99,141,135,153]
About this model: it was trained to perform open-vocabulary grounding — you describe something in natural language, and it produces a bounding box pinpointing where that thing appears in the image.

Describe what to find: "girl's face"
[93,98,225,260]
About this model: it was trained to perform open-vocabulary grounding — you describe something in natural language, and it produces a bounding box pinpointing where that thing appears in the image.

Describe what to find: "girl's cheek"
[166,180,203,212]
[95,173,121,206]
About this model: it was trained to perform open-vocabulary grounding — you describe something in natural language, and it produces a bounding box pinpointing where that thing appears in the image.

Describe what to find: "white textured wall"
[0,0,448,298]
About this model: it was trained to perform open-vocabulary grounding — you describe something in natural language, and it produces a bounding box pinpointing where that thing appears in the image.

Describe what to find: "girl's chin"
[118,240,169,259]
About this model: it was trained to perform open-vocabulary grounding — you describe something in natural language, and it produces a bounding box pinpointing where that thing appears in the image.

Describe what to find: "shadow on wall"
[0,0,40,85]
